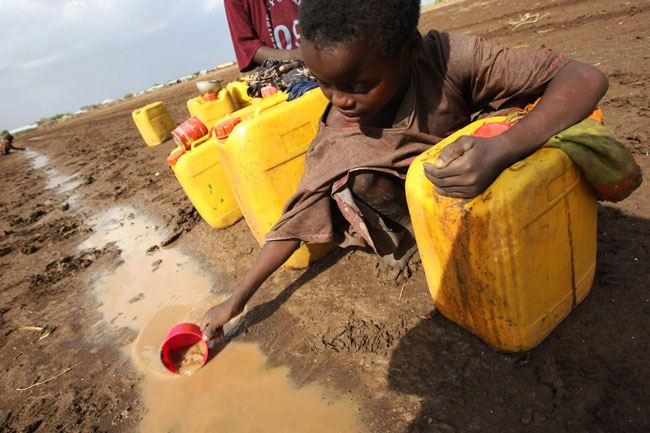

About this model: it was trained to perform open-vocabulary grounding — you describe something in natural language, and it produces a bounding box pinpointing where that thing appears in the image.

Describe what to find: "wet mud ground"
[1,0,649,431]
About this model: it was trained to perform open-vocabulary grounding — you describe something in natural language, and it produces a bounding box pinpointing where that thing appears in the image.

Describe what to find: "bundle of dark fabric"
[246,59,316,98]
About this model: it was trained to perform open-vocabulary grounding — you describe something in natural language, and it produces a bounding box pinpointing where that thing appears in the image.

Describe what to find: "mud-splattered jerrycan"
[405,117,598,352]
[132,101,176,147]
[167,133,242,229]
[214,88,336,269]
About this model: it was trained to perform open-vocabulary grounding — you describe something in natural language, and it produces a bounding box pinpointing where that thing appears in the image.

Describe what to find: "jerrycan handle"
[253,92,288,117]
[190,134,211,151]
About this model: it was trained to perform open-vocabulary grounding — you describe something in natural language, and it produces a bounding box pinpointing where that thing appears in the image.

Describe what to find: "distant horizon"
[1,0,237,131]
[1,0,446,131]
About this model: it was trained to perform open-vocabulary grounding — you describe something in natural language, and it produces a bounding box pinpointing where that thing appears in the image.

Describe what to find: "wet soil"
[1,0,649,431]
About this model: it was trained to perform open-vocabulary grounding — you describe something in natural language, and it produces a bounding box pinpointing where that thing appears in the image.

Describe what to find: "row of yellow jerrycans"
[168,85,335,270]
[131,80,254,147]
[156,80,597,353]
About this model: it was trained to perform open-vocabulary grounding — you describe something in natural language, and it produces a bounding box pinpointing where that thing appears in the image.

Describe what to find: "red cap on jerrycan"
[214,117,242,139]
[202,92,218,102]
[471,121,511,138]
[166,148,185,167]
[261,85,279,97]
[160,323,209,375]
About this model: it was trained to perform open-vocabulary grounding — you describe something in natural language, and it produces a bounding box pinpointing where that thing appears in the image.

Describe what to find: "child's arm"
[201,239,301,340]
[423,59,608,198]
[253,46,302,64]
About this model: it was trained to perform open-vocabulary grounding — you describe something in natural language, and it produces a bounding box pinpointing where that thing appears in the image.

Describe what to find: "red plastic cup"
[160,323,208,374]
[171,116,209,150]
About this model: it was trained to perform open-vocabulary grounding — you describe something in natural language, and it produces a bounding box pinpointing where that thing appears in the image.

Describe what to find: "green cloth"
[545,118,642,202]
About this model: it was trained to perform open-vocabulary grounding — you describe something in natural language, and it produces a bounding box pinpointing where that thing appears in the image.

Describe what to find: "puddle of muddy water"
[47,171,83,192]
[82,206,366,432]
[132,305,364,433]
[24,149,49,169]
[24,149,84,193]
[80,206,215,330]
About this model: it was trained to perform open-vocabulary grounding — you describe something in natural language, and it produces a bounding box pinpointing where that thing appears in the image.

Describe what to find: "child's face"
[302,35,414,126]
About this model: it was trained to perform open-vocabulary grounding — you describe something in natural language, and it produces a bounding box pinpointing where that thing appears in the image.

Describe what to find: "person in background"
[0,134,24,155]
[224,0,301,72]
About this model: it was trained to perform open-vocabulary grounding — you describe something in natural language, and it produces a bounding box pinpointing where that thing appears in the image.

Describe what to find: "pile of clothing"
[246,59,319,101]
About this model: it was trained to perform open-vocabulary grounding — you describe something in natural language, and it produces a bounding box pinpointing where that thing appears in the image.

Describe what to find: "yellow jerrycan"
[405,117,597,352]
[132,101,176,147]
[226,80,254,108]
[214,88,336,269]
[167,134,242,229]
[187,88,238,130]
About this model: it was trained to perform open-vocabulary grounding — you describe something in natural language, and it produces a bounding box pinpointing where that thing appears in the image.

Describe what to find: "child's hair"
[299,0,420,55]
[3,134,13,143]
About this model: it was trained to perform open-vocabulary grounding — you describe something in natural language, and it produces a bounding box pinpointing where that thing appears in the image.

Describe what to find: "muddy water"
[25,149,49,169]
[132,305,364,433]
[167,340,208,375]
[80,206,215,330]
[24,149,84,193]
[83,207,365,432]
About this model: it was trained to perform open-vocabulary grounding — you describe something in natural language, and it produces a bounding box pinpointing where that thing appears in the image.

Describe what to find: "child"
[201,0,608,340]
[0,134,24,155]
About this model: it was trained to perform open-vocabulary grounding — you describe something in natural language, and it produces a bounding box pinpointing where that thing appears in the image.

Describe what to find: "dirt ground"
[1,0,649,432]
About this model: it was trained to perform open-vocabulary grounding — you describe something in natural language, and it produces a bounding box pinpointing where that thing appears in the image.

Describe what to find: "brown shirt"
[266,30,570,248]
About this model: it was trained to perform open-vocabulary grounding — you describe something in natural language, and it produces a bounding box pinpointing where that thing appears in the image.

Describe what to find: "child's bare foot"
[380,228,417,271]
[376,220,419,283]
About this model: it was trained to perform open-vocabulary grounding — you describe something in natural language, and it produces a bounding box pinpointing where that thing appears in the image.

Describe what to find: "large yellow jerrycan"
[132,101,176,147]
[187,88,238,130]
[167,134,242,229]
[226,80,254,108]
[214,89,336,269]
[405,117,598,352]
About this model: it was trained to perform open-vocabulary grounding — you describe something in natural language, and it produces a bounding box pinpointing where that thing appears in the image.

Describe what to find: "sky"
[0,0,235,130]
[1,0,443,131]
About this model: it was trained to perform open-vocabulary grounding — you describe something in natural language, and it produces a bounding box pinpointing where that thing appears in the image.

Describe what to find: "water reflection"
[24,149,84,193]
[80,206,216,330]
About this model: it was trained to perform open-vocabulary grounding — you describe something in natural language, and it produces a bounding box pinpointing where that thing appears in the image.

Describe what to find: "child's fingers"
[279,61,301,73]
[434,136,475,168]
[434,185,480,198]
[423,159,465,181]
[425,170,476,189]
[202,324,215,341]
[200,314,212,338]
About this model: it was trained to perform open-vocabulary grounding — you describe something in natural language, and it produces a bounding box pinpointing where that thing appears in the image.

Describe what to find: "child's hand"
[423,135,515,198]
[279,60,302,73]
[200,298,239,341]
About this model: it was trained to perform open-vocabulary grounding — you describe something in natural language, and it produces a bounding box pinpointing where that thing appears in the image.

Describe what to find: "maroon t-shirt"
[224,0,300,72]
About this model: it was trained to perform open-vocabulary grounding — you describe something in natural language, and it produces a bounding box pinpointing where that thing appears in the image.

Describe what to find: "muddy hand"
[200,300,235,341]
[423,135,513,199]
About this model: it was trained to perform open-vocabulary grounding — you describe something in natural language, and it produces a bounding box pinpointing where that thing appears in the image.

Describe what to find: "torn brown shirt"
[265,30,570,251]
